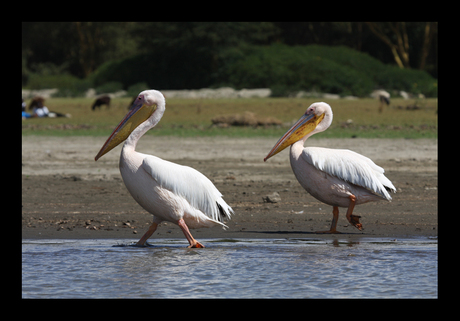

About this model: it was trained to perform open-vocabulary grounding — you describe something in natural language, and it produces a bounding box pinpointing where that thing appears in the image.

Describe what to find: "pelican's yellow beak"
[95,99,156,161]
[264,112,325,162]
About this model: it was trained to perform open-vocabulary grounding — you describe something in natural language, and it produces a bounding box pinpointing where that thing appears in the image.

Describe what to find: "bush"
[26,73,92,97]
[95,81,123,94]
[91,52,214,90]
[215,44,376,97]
[89,44,438,97]
[376,67,438,97]
[294,55,374,97]
[215,44,437,97]
[127,82,150,97]
[301,45,387,78]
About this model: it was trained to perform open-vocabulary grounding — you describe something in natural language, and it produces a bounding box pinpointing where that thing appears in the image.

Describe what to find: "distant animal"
[28,96,45,110]
[372,90,390,113]
[91,95,111,111]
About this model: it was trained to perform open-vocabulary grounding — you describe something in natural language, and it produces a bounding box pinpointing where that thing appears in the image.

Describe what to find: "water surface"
[22,237,437,298]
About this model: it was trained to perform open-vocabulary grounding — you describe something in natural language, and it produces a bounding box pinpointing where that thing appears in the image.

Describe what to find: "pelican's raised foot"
[349,214,363,230]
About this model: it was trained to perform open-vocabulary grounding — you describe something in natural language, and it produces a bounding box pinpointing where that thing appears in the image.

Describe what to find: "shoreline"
[22,136,437,241]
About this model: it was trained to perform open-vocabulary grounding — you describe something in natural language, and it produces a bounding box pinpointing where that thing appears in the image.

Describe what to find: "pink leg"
[316,206,341,234]
[177,219,204,248]
[345,194,362,230]
[136,222,158,246]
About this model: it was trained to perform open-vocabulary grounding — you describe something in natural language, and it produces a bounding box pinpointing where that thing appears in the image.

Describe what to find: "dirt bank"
[22,136,437,241]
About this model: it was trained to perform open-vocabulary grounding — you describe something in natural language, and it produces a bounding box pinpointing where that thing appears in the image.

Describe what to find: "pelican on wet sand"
[264,102,396,233]
[95,90,233,247]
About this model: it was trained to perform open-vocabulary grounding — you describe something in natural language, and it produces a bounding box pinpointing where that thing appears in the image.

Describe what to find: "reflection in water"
[330,239,360,247]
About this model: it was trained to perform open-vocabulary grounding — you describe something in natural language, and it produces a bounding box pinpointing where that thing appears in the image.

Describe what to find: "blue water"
[22,237,437,298]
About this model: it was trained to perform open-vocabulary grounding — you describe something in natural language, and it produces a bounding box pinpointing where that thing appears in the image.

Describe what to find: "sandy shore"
[22,136,437,241]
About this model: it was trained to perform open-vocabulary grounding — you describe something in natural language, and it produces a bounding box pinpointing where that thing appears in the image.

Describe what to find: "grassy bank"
[22,97,438,139]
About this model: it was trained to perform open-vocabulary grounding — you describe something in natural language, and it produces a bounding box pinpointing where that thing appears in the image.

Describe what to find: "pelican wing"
[141,155,233,222]
[302,147,396,200]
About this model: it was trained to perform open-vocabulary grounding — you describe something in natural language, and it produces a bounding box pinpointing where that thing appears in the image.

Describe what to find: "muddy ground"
[22,136,437,242]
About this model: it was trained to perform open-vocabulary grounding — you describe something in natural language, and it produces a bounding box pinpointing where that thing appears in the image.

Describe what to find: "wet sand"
[22,136,437,241]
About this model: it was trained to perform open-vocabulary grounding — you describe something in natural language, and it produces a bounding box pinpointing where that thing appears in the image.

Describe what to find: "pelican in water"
[95,90,233,247]
[264,102,395,233]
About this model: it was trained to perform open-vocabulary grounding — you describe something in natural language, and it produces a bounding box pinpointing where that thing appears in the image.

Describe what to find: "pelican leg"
[177,219,205,248]
[345,194,363,231]
[316,206,341,234]
[136,222,158,246]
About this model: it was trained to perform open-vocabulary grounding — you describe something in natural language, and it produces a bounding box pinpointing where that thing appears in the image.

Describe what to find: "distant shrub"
[90,56,148,89]
[26,73,91,97]
[127,82,150,97]
[376,67,438,97]
[215,44,376,97]
[301,45,387,78]
[90,44,438,97]
[95,81,123,94]
[91,52,213,90]
[215,44,437,97]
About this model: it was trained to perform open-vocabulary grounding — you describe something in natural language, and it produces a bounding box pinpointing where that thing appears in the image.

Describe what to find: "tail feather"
[216,200,233,223]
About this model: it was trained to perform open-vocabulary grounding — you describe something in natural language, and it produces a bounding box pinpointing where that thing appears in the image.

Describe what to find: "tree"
[419,22,437,71]
[22,22,139,79]
[74,22,139,77]
[22,21,437,86]
[128,22,280,88]
[74,22,103,77]
[365,22,437,70]
[365,22,410,68]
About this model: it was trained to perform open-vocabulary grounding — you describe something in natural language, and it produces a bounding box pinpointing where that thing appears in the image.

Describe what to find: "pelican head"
[264,102,332,162]
[95,90,165,161]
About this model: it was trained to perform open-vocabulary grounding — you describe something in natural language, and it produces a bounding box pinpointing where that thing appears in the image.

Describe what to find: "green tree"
[365,22,437,70]
[22,22,139,78]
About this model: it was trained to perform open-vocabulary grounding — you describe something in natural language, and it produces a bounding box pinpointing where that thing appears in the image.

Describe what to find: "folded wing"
[302,147,396,200]
[141,155,233,223]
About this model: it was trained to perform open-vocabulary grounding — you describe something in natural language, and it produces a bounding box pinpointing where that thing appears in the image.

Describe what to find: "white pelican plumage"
[264,102,396,233]
[95,90,233,247]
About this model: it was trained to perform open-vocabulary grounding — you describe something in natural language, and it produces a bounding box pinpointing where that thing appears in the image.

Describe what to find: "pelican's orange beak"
[264,112,325,162]
[95,98,156,161]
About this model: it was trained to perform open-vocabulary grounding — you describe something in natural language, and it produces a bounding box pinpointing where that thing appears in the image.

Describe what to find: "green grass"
[22,97,438,139]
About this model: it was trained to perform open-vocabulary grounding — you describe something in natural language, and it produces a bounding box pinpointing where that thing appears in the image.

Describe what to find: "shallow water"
[22,237,437,298]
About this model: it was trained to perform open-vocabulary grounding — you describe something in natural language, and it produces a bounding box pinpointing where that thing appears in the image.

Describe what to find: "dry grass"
[211,111,282,127]
[22,96,437,138]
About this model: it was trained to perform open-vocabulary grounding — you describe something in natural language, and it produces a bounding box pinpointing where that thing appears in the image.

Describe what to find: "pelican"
[95,90,233,247]
[264,102,395,233]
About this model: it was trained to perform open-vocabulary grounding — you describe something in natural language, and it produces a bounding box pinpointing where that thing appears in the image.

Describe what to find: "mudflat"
[22,136,437,241]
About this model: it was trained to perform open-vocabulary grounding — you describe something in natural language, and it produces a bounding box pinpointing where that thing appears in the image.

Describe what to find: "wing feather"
[141,155,233,222]
[301,147,396,200]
